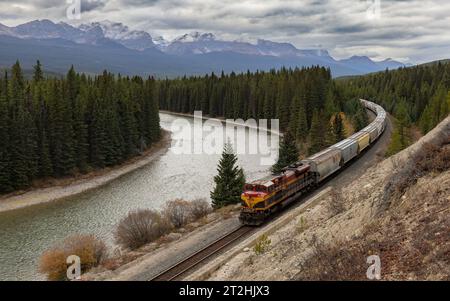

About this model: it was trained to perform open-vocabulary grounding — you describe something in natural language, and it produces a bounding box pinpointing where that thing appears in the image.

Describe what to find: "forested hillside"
[157,67,368,154]
[339,62,450,154]
[0,61,161,193]
[4,61,447,195]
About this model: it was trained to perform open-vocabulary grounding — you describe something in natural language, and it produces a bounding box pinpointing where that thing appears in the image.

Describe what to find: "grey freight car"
[361,123,379,143]
[373,118,385,135]
[330,138,359,165]
[302,148,341,182]
[348,131,371,152]
[360,99,377,113]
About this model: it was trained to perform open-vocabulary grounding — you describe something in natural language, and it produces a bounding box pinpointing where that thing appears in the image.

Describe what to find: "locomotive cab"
[240,164,314,225]
[241,183,272,209]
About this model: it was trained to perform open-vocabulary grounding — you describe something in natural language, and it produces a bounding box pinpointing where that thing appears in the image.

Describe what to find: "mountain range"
[0,19,408,77]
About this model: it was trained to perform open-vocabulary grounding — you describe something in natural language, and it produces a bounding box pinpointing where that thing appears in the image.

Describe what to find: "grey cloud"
[0,0,64,9]
[81,0,107,12]
[0,0,449,63]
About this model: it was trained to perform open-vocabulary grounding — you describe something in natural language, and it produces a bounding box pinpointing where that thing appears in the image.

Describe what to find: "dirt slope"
[196,116,449,281]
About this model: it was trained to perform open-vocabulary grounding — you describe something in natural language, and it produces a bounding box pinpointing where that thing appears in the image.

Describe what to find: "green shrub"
[296,216,308,234]
[254,234,271,255]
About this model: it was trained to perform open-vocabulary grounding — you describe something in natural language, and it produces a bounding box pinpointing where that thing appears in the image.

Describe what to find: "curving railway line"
[150,99,387,281]
[150,226,254,281]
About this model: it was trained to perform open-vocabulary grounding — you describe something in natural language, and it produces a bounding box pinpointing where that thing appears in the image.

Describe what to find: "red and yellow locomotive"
[240,163,315,225]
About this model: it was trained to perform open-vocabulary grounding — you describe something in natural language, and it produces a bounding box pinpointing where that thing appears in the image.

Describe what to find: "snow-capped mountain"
[377,58,410,69]
[254,39,332,58]
[0,19,153,49]
[172,32,217,43]
[163,32,333,59]
[0,23,13,35]
[164,35,257,55]
[79,21,155,50]
[0,19,112,46]
[153,36,170,50]
[0,19,407,77]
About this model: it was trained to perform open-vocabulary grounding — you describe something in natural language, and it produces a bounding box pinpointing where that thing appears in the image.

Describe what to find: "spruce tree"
[37,129,53,177]
[8,61,35,188]
[210,142,246,209]
[395,100,411,148]
[49,81,75,175]
[0,72,12,192]
[33,60,44,83]
[296,106,308,140]
[73,87,89,172]
[353,102,369,132]
[333,113,346,142]
[325,118,336,147]
[33,63,53,177]
[308,110,326,155]
[271,130,299,174]
[87,92,108,167]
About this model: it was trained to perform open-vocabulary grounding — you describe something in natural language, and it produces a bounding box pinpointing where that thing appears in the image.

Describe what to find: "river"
[0,113,277,280]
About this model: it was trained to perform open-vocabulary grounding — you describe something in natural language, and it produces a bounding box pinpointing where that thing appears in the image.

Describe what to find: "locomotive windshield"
[244,184,267,193]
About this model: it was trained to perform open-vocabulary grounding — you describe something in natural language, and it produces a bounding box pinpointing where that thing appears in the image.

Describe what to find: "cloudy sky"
[0,0,449,63]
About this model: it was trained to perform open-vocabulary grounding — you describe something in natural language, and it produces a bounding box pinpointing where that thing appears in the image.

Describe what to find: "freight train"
[239,99,387,226]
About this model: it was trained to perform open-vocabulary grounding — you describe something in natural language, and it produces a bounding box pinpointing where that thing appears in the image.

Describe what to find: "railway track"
[150,226,255,281]
[149,100,388,282]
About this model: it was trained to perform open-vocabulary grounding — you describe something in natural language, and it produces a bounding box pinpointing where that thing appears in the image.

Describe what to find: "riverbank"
[0,130,171,213]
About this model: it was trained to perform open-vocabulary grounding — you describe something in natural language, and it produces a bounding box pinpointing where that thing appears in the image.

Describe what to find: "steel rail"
[150,226,254,281]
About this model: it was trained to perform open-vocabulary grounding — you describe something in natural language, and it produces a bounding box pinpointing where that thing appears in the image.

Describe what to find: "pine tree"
[48,81,75,175]
[118,88,139,158]
[308,110,326,154]
[386,129,403,156]
[296,106,308,140]
[333,113,346,142]
[288,93,300,135]
[395,100,411,148]
[72,87,89,172]
[143,77,160,144]
[324,86,338,118]
[87,91,108,167]
[271,130,299,174]
[8,61,35,188]
[33,60,44,83]
[0,72,12,192]
[37,129,53,177]
[33,62,53,177]
[353,102,369,132]
[442,69,450,89]
[325,118,336,147]
[276,80,291,130]
[211,142,246,209]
